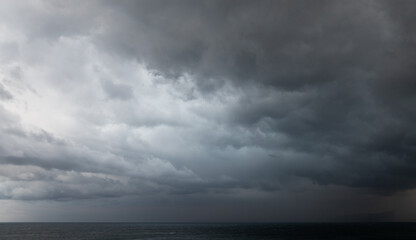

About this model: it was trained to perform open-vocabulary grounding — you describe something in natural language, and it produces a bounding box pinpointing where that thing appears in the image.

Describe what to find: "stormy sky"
[1,0,416,222]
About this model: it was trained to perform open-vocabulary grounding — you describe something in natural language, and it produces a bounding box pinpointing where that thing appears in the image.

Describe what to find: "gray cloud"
[101,79,134,101]
[92,0,416,194]
[98,1,394,89]
[0,83,12,100]
[0,0,416,222]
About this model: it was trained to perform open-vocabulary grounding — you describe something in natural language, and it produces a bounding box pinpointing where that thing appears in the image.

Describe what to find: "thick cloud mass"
[0,0,416,221]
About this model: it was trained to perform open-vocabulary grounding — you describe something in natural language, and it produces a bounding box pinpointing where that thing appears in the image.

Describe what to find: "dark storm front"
[0,223,415,240]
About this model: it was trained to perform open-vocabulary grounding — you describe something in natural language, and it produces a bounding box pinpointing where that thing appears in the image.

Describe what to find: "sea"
[0,222,415,239]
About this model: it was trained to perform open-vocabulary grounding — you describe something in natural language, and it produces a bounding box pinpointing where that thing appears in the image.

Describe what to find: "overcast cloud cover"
[1,0,416,222]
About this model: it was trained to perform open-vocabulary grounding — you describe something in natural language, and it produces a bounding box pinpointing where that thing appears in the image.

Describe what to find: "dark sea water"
[0,223,415,240]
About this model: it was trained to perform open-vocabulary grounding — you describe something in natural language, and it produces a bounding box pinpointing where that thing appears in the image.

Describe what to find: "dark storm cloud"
[98,0,391,90]
[1,0,416,209]
[93,0,416,194]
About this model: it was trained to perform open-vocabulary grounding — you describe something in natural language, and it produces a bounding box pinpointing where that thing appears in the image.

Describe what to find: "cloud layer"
[1,0,416,221]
